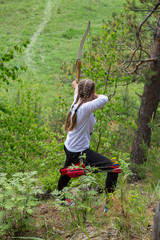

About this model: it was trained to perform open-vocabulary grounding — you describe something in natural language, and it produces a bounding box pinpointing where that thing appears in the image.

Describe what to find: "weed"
[108,175,153,239]
[52,170,103,227]
[0,172,41,238]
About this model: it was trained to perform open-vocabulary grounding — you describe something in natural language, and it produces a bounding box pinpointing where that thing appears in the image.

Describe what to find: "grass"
[0,0,126,116]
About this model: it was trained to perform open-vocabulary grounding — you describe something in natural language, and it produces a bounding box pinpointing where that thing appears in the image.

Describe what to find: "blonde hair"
[64,79,95,132]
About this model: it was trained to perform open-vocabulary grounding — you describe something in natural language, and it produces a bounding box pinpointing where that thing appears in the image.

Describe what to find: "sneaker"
[54,202,62,210]
[104,207,109,216]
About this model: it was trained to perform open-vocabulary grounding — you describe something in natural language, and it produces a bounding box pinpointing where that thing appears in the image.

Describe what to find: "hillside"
[0,0,125,114]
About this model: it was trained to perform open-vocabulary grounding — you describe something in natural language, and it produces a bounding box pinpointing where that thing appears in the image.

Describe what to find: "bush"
[0,171,41,238]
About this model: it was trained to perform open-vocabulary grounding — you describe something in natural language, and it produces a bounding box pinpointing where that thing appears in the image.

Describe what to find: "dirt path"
[25,0,59,68]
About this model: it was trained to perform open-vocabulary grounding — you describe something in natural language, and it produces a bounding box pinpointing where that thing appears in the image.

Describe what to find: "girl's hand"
[94,94,99,99]
[72,80,78,89]
[72,80,78,95]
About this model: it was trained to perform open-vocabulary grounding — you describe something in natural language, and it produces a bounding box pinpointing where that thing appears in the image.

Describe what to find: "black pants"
[58,146,118,193]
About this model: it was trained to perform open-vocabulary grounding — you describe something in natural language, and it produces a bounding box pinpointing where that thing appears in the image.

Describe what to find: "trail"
[25,0,58,68]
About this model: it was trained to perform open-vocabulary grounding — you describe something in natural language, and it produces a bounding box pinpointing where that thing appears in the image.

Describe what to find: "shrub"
[0,171,41,238]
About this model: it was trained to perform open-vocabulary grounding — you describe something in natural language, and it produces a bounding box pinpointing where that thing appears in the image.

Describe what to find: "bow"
[76,21,90,82]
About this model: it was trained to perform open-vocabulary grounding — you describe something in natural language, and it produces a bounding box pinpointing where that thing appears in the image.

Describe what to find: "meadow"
[0,0,126,115]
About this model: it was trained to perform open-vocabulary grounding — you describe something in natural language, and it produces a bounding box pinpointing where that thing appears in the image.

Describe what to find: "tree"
[122,2,160,164]
[152,201,160,240]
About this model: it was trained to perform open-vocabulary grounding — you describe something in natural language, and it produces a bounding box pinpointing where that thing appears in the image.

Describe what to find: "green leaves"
[52,171,104,226]
[0,40,29,87]
[0,172,39,237]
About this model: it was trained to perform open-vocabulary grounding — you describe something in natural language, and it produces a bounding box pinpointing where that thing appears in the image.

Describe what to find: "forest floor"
[21,191,155,240]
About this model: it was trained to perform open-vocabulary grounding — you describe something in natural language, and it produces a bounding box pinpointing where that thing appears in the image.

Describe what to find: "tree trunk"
[152,201,160,240]
[131,16,160,164]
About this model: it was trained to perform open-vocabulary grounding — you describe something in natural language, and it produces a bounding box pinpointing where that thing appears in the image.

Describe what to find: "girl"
[58,79,119,194]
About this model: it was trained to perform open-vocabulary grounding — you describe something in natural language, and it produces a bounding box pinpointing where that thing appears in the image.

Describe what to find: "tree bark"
[130,16,160,164]
[152,201,160,240]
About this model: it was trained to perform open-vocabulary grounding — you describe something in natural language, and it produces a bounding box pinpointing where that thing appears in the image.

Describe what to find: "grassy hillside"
[0,0,126,115]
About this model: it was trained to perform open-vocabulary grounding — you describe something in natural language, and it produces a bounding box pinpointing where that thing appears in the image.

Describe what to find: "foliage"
[141,118,160,183]
[79,12,140,156]
[108,175,152,238]
[0,83,65,186]
[90,96,137,156]
[0,41,29,88]
[0,171,41,238]
[129,116,160,180]
[48,83,70,133]
[52,170,103,226]
[83,14,130,92]
[0,87,45,174]
[39,170,61,193]
[0,43,65,191]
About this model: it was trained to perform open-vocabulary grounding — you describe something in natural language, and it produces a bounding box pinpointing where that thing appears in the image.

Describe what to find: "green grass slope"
[0,0,126,114]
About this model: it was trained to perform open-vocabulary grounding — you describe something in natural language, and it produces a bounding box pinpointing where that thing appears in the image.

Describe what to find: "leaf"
[26,209,33,214]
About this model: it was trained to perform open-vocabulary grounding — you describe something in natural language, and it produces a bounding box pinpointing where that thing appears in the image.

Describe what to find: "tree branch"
[137,3,160,36]
[103,62,111,95]
[135,92,142,98]
[142,49,150,58]
[136,3,160,54]
[121,3,160,73]
[129,9,160,12]
[128,58,157,74]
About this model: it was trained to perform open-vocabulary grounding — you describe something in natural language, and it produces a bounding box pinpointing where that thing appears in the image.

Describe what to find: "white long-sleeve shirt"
[64,94,108,152]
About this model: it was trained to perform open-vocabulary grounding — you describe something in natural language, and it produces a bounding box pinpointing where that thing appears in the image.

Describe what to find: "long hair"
[64,79,95,132]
